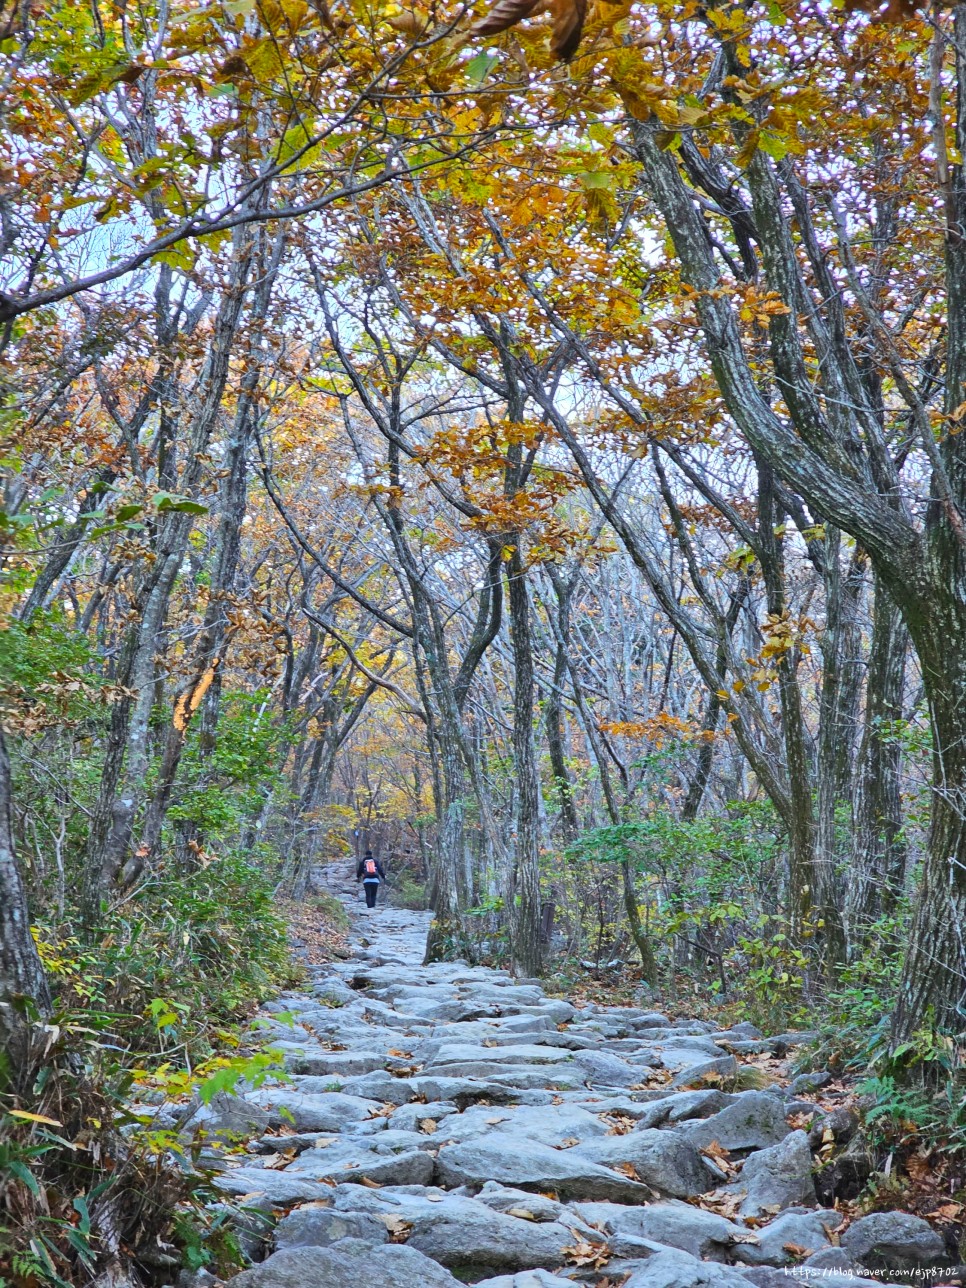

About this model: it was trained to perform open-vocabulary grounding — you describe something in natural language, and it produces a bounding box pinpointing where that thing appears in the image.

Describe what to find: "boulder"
[786,1071,833,1097]
[678,1093,790,1153]
[736,1130,816,1217]
[212,1169,341,1204]
[180,1092,271,1142]
[474,1183,568,1222]
[619,1248,754,1286]
[273,1207,389,1250]
[633,1090,728,1129]
[840,1211,947,1273]
[813,1134,874,1205]
[572,1050,655,1087]
[247,1090,379,1132]
[570,1200,749,1261]
[671,1056,739,1088]
[573,1128,713,1198]
[435,1136,655,1202]
[473,1274,575,1288]
[270,1046,390,1076]
[222,1240,462,1288]
[732,1208,842,1266]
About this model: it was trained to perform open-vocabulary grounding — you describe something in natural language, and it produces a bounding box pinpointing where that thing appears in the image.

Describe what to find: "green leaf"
[152,491,208,515]
[8,1159,41,1196]
[466,51,498,85]
[758,131,788,162]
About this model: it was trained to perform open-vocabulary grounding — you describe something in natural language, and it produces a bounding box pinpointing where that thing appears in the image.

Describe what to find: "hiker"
[356,849,386,908]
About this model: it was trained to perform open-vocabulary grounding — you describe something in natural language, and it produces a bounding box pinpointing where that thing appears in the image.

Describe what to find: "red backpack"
[364,858,377,877]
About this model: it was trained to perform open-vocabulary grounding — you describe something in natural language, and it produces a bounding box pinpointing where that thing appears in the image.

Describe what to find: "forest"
[3,0,966,1280]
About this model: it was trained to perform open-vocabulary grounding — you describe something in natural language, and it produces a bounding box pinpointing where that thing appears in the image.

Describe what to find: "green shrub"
[37,850,301,1065]
[390,871,427,910]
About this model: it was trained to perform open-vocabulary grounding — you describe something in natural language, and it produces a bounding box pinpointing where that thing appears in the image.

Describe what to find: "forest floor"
[167,871,958,1288]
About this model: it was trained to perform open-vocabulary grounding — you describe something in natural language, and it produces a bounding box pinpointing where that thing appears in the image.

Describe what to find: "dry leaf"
[562,1237,611,1269]
[690,1188,745,1220]
[507,1206,537,1220]
[783,1243,810,1258]
[485,1116,508,1125]
[558,1136,580,1148]
[700,1139,738,1176]
[381,1215,413,1243]
[360,1177,382,1188]
[418,1119,438,1134]
[482,1038,499,1047]
[603,1113,635,1135]
[367,1103,396,1119]
[613,1161,640,1180]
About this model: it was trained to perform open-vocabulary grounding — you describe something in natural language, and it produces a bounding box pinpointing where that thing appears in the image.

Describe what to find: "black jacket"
[356,856,386,881]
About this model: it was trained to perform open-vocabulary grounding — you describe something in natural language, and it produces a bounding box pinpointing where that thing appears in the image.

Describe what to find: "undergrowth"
[1,850,300,1286]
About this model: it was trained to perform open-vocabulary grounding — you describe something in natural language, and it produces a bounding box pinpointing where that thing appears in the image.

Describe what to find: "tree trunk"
[845,576,908,942]
[506,541,543,977]
[81,231,255,919]
[0,728,53,1061]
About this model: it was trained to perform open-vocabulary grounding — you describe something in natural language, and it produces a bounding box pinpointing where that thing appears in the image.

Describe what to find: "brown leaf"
[783,1242,810,1258]
[386,11,426,33]
[360,1177,382,1188]
[690,1188,744,1219]
[473,0,545,41]
[603,1113,635,1135]
[381,1215,414,1243]
[563,1238,611,1268]
[507,1206,537,1220]
[418,1119,438,1134]
[549,0,585,60]
[699,1139,738,1176]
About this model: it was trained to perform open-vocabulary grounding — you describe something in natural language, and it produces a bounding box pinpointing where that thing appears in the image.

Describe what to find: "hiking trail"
[168,867,946,1288]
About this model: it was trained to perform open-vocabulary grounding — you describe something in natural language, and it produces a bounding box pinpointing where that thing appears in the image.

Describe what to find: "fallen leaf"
[485,1116,508,1125]
[603,1113,636,1135]
[380,1215,413,1243]
[783,1242,810,1258]
[360,1177,382,1188]
[562,1237,611,1269]
[689,1188,745,1220]
[507,1206,537,1220]
[418,1119,438,1134]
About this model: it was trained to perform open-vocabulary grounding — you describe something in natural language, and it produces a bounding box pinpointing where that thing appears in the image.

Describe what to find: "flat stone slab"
[435,1136,656,1203]
[223,1240,462,1288]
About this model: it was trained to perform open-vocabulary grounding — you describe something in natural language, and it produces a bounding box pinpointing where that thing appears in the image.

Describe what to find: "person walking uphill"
[356,850,386,908]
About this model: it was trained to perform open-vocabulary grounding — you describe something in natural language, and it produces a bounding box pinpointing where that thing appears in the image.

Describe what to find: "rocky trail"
[171,872,949,1288]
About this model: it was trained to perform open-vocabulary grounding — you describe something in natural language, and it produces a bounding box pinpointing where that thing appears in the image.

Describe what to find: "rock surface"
[200,862,943,1288]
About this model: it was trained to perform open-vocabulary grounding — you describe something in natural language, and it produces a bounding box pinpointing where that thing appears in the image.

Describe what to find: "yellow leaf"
[9,1110,63,1126]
